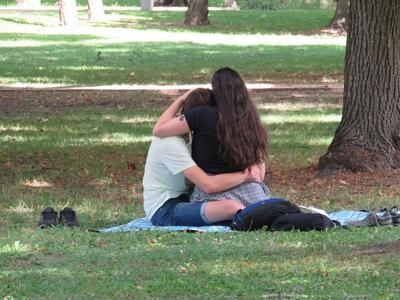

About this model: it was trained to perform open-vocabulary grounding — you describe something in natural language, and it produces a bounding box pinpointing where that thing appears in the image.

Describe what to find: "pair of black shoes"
[38,207,79,229]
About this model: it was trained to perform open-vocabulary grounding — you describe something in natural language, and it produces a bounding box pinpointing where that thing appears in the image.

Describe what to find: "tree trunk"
[318,0,400,176]
[184,0,209,26]
[141,0,154,10]
[224,0,238,9]
[327,0,349,31]
[16,0,40,8]
[154,0,187,6]
[88,0,105,21]
[59,0,78,27]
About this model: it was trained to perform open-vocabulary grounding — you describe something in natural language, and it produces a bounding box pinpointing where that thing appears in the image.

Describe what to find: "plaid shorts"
[190,181,271,206]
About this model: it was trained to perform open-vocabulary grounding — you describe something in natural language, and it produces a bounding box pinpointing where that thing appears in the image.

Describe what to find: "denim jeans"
[151,194,210,226]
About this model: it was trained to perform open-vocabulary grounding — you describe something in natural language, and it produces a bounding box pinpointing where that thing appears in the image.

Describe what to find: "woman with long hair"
[153,67,270,206]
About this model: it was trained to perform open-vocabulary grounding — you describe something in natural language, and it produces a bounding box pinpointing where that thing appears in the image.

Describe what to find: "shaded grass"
[263,108,341,168]
[1,92,400,298]
[0,98,339,187]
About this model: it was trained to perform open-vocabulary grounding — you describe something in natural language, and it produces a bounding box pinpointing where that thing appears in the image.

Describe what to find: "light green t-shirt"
[143,136,196,220]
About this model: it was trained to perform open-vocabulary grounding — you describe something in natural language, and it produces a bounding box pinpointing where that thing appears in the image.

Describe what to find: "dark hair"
[211,67,267,170]
[181,88,213,114]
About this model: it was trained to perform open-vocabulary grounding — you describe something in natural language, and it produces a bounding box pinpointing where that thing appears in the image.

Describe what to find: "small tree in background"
[224,0,238,9]
[154,0,187,6]
[141,0,154,10]
[184,0,209,26]
[327,0,349,31]
[88,0,105,21]
[59,0,78,27]
[16,0,40,8]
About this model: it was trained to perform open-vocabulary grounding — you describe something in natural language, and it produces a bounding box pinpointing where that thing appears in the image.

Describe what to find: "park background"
[1,0,399,298]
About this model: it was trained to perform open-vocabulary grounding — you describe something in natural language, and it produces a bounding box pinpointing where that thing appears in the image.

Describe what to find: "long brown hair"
[211,67,267,170]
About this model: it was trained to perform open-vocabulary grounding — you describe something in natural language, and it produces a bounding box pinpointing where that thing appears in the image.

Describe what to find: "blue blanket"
[100,209,383,233]
[100,217,232,233]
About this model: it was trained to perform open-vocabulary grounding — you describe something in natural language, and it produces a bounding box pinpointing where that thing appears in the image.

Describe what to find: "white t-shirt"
[143,136,196,220]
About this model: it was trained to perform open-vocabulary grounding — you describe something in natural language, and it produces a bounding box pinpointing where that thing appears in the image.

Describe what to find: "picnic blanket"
[100,217,232,233]
[299,206,373,225]
[100,208,386,233]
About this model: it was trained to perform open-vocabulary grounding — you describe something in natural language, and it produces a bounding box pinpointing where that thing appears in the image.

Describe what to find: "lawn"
[0,9,345,86]
[1,6,400,299]
[1,89,400,298]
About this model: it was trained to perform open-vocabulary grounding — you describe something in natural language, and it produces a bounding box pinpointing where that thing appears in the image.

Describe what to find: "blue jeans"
[151,194,210,226]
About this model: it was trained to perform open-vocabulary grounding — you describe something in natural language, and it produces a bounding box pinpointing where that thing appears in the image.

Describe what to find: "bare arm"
[183,165,260,194]
[153,90,192,137]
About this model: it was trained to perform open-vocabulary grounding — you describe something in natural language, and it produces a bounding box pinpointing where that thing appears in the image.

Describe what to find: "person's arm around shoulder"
[183,165,261,194]
[153,90,192,137]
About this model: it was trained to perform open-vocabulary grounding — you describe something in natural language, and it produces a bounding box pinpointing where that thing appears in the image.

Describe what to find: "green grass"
[2,227,400,298]
[2,7,397,298]
[108,9,334,34]
[0,9,343,85]
[0,39,344,85]
[1,91,400,298]
[0,0,333,8]
[0,0,223,6]
[0,9,335,34]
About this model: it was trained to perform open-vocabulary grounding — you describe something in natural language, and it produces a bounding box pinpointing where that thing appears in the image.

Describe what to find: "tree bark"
[88,0,105,21]
[318,0,400,176]
[16,0,40,8]
[154,0,187,6]
[327,0,349,31]
[59,0,78,27]
[141,0,154,10]
[184,0,209,26]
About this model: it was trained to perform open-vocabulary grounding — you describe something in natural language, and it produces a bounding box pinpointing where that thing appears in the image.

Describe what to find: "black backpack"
[270,213,335,232]
[231,198,301,231]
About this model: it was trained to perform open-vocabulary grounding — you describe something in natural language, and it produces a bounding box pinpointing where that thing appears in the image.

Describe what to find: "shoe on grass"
[59,207,80,227]
[377,209,394,226]
[389,206,400,226]
[37,207,58,229]
[347,212,378,227]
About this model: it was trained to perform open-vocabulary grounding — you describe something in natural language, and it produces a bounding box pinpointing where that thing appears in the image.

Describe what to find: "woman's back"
[184,105,240,174]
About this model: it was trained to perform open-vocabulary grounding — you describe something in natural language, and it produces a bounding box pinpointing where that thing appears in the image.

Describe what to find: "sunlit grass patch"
[0,9,344,85]
[0,240,32,254]
[0,41,344,85]
[262,112,341,124]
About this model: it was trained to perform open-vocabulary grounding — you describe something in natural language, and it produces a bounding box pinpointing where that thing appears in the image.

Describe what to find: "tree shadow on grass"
[0,16,47,26]
[0,32,100,42]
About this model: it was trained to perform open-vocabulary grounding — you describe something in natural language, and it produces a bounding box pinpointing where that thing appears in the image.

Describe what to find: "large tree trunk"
[184,0,209,26]
[59,0,78,27]
[327,0,349,31]
[154,0,187,6]
[318,0,400,176]
[16,0,40,8]
[88,0,105,21]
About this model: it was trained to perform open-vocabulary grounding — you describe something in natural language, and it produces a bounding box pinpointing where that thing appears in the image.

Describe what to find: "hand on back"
[244,163,265,183]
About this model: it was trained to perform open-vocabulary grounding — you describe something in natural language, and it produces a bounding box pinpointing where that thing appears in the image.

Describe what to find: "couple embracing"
[143,67,271,227]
